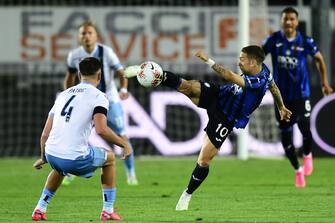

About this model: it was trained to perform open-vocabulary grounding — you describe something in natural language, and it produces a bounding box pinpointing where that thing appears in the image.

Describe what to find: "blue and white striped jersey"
[67,43,123,103]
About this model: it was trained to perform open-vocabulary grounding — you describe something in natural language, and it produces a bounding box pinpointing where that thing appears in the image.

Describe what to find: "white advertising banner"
[0,6,310,156]
[0,6,311,73]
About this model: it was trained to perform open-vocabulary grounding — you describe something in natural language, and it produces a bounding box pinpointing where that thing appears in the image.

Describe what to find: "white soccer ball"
[137,61,163,88]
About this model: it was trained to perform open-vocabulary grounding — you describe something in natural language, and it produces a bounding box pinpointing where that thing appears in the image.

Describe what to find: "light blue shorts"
[107,102,125,135]
[46,146,107,178]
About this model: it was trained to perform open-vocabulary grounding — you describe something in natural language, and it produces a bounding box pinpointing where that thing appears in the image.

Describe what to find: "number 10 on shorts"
[215,123,228,142]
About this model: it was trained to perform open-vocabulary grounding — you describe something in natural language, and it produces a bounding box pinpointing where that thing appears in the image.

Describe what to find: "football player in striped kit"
[262,7,333,188]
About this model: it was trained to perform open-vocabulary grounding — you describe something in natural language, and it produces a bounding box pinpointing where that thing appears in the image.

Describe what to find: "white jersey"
[67,43,123,103]
[45,82,109,160]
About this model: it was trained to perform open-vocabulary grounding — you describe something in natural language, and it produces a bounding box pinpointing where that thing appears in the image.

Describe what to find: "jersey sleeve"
[93,92,109,110]
[261,34,274,55]
[305,36,319,56]
[48,104,56,117]
[106,47,124,71]
[66,51,78,74]
[268,72,273,82]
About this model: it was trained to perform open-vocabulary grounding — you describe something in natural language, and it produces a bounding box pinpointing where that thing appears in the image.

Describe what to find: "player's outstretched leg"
[124,65,141,78]
[125,64,202,106]
[157,70,202,106]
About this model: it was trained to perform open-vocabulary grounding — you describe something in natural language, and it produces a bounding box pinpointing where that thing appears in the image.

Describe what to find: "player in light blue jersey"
[262,7,333,187]
[125,45,292,211]
[63,21,138,186]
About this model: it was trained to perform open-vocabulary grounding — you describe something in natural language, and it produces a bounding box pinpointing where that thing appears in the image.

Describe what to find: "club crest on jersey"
[231,84,242,95]
[275,43,283,48]
[292,46,304,52]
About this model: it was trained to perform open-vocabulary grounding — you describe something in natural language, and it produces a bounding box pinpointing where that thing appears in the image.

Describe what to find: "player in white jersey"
[63,20,138,185]
[32,57,132,221]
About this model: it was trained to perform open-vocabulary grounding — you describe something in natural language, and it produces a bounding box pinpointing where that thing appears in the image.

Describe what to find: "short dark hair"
[79,57,101,76]
[241,45,265,65]
[281,7,299,17]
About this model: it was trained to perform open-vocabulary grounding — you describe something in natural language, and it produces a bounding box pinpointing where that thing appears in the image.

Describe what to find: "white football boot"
[175,190,192,211]
[124,65,141,78]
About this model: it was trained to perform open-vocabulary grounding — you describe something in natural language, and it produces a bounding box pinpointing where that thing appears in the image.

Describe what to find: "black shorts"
[275,98,311,129]
[198,81,233,149]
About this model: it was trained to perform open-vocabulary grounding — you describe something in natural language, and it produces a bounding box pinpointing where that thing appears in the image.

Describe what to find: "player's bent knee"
[197,160,211,167]
[105,151,116,166]
[179,80,201,97]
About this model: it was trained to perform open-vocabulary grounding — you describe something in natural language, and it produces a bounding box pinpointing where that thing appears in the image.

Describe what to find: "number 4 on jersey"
[61,95,76,122]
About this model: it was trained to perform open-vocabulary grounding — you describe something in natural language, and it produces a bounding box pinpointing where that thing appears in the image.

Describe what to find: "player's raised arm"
[194,50,245,88]
[268,80,292,122]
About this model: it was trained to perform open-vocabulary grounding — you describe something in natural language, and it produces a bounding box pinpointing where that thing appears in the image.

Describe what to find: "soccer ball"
[137,61,163,88]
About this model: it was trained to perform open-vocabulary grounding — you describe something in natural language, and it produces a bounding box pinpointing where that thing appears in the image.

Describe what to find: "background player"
[126,46,292,211]
[32,57,132,221]
[262,7,333,188]
[64,20,138,185]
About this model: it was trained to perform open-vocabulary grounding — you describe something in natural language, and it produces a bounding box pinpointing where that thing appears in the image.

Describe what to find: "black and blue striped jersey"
[218,64,272,128]
[262,31,318,102]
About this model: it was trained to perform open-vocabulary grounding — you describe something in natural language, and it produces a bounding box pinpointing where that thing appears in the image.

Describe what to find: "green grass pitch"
[0,157,335,222]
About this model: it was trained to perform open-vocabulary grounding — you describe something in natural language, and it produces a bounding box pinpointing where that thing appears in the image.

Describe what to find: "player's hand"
[195,50,209,62]
[33,158,46,170]
[322,84,333,96]
[279,107,292,122]
[121,142,133,160]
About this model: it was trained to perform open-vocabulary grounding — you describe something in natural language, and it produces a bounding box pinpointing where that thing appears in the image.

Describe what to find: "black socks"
[161,71,182,89]
[284,145,300,170]
[281,128,300,170]
[186,164,209,194]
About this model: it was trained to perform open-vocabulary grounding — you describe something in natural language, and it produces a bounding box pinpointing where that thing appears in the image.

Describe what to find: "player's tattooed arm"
[269,80,284,109]
[194,50,244,87]
[269,80,292,122]
[212,64,245,87]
